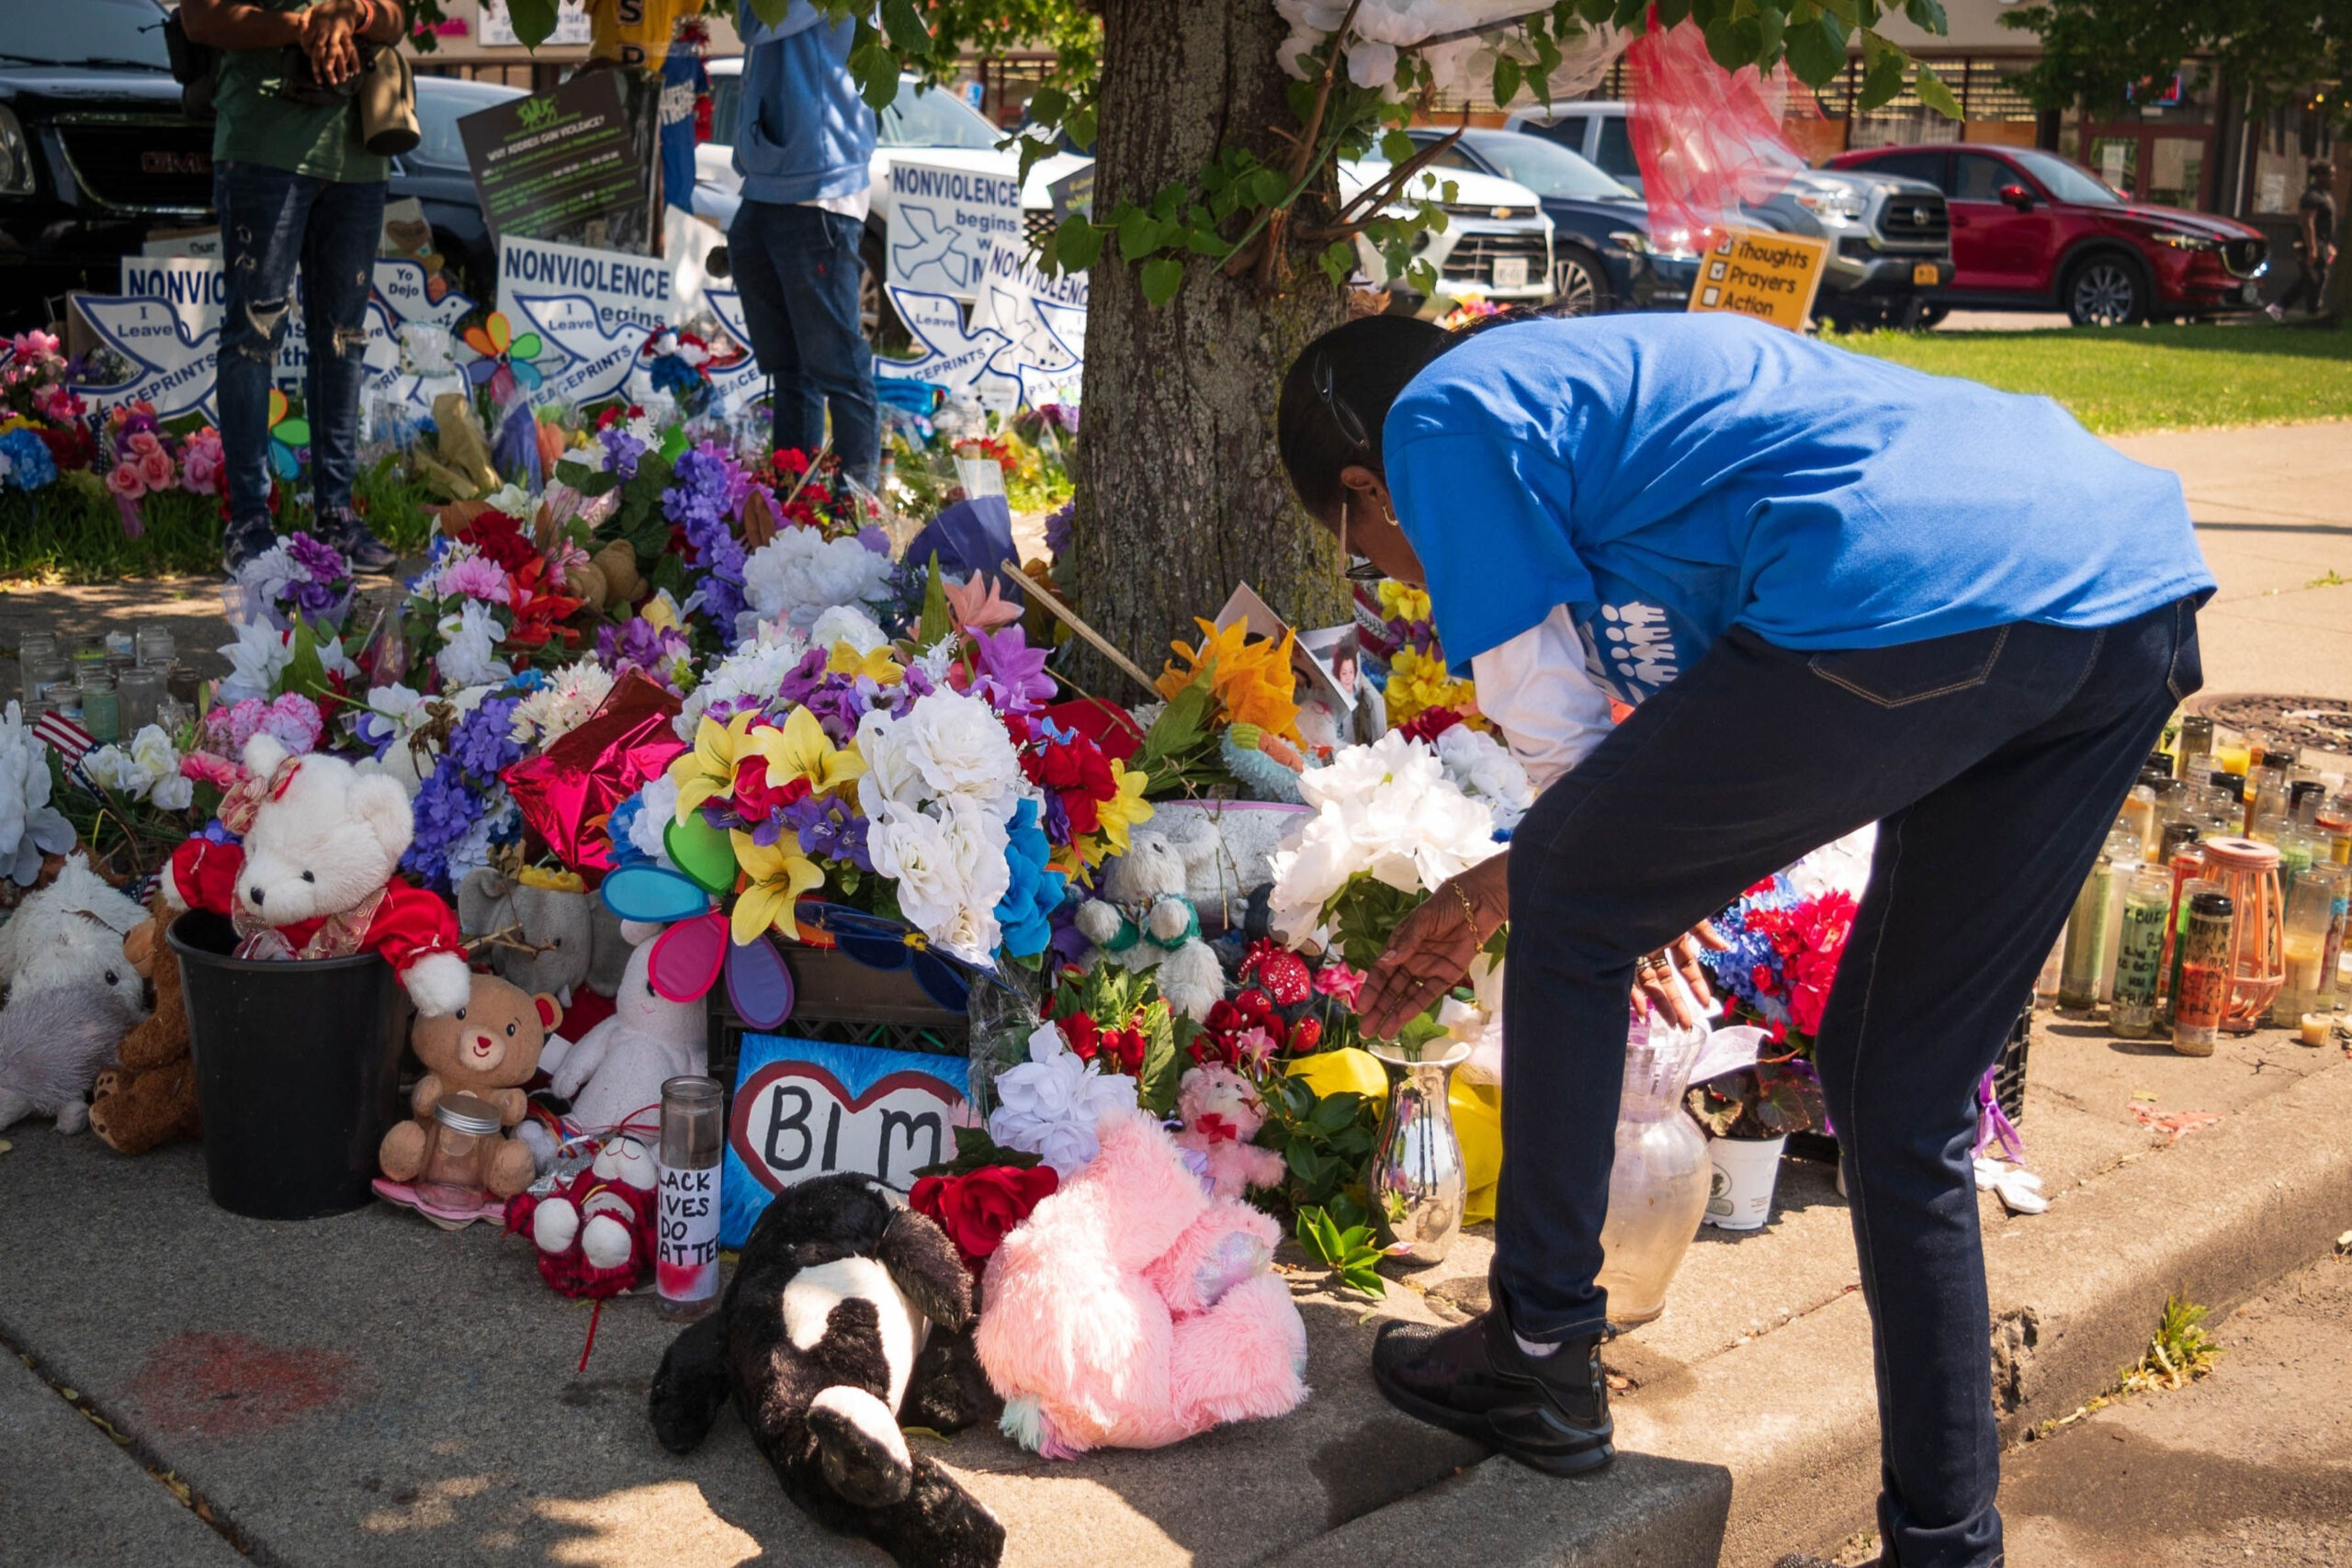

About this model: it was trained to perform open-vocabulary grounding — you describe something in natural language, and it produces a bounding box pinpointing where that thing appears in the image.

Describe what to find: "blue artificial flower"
[994,798,1067,961]
[0,428,57,491]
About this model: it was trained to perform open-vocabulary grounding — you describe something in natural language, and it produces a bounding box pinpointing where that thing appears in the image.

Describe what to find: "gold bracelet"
[1450,882,1481,938]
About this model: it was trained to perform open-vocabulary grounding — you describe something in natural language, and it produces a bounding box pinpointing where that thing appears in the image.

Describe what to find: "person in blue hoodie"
[1277,310,2215,1568]
[726,2,879,487]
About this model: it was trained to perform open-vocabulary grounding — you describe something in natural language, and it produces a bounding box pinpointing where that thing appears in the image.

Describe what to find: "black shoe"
[222,525,277,576]
[1371,1309,1614,1475]
[336,529,400,575]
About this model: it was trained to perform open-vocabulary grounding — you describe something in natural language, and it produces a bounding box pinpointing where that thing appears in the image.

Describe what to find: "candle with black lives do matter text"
[656,1076,725,1321]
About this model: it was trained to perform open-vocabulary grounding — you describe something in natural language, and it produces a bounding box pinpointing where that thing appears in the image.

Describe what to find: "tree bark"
[1068,0,1351,695]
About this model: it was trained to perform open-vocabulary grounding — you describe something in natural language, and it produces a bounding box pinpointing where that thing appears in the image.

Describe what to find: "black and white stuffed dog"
[649,1174,1005,1568]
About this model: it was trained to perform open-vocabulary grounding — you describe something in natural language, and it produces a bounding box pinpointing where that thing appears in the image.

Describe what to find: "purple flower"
[285,530,348,587]
[448,695,524,778]
[968,625,1055,716]
[1043,501,1075,557]
[784,793,870,873]
[595,617,692,693]
[772,648,834,709]
[599,425,646,480]
[665,442,748,631]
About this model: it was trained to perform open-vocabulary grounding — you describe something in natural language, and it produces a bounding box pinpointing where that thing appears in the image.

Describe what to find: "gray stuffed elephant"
[458,868,594,1000]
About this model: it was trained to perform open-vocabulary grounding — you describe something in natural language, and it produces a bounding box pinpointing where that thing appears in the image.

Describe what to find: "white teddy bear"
[1074,829,1227,1021]
[161,733,472,1017]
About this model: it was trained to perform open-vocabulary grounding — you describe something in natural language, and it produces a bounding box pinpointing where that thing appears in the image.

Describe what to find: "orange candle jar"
[2198,837,2285,1033]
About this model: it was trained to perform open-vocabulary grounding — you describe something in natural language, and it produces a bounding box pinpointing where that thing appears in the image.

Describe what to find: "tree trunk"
[1068,0,1351,696]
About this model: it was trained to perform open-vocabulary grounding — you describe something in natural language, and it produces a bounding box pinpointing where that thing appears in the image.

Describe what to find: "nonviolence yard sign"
[1687,227,1829,331]
[884,160,1023,302]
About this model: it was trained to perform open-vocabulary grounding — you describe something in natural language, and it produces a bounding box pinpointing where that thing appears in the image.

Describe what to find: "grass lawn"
[1826,320,2352,434]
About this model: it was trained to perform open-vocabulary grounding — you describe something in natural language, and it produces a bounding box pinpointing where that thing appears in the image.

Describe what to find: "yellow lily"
[827,640,906,685]
[729,828,825,944]
[741,705,867,797]
[1091,758,1155,860]
[669,709,758,820]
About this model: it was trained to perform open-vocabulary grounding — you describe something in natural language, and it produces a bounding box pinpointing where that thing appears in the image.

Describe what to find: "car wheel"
[859,228,911,355]
[1548,248,1611,316]
[2065,254,2148,327]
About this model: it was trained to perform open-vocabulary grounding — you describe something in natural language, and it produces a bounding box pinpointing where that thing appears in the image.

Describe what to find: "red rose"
[1100,1025,1144,1076]
[730,754,810,822]
[1062,1011,1101,1062]
[909,1165,1059,1269]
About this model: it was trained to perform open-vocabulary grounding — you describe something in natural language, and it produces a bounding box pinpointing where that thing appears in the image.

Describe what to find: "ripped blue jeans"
[214,162,386,552]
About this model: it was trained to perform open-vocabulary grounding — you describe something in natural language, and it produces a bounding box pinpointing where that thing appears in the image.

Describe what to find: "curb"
[1309,1051,2352,1568]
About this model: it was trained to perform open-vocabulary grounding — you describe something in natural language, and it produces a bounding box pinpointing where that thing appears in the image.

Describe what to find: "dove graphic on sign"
[891,206,981,293]
[701,287,770,407]
[510,293,649,405]
[69,297,226,423]
[370,258,477,332]
[873,285,1009,403]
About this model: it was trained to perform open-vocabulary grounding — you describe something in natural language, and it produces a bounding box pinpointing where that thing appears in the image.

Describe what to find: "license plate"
[1492,256,1529,289]
[1912,262,1939,287]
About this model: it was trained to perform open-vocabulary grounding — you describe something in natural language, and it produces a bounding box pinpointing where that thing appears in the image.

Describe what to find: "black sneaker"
[333,525,400,575]
[222,525,277,576]
[1371,1309,1614,1475]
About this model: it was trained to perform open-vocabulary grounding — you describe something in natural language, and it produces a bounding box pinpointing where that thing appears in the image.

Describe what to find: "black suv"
[0,0,213,329]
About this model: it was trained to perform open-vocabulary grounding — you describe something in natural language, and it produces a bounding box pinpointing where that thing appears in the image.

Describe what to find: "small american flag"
[32,710,95,763]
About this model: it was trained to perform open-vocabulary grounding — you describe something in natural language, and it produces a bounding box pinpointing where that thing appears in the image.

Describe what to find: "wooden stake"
[999,562,1159,695]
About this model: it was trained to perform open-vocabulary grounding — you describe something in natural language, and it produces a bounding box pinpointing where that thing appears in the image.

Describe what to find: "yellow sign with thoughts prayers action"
[1687,227,1831,332]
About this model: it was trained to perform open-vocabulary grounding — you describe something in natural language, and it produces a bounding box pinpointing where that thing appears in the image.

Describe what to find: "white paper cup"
[1703,1134,1788,1231]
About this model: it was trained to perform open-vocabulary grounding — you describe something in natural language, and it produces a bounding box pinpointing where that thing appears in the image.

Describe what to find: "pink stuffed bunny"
[975,1108,1307,1457]
[1172,1064,1285,1200]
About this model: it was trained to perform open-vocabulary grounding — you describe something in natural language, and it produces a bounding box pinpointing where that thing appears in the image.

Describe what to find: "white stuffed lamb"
[537,920,707,1137]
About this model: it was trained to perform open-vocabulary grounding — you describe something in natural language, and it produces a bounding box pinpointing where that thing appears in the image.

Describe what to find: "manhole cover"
[2187,694,2352,757]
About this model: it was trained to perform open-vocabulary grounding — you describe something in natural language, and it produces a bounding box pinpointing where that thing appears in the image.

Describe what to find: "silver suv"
[1502,101,1953,329]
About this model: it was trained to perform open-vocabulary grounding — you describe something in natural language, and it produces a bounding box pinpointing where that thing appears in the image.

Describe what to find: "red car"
[1826,144,2267,326]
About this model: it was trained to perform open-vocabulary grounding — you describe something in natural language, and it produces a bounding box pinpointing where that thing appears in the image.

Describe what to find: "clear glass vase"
[1595,1012,1712,1325]
[1368,1037,1474,1266]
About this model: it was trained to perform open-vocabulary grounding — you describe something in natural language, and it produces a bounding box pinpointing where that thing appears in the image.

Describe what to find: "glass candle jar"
[2059,852,2119,1011]
[2111,866,2174,1039]
[115,667,164,737]
[75,670,119,745]
[656,1075,726,1322]
[2273,865,2343,1027]
[2174,715,2213,780]
[25,657,72,711]
[2172,890,2236,1056]
[135,624,175,669]
[416,1093,505,1212]
[164,661,200,709]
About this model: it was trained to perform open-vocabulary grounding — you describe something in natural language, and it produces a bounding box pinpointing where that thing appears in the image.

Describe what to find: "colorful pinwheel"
[266,389,309,480]
[461,311,543,402]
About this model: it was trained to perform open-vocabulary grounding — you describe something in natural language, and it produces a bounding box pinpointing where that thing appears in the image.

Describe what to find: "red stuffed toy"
[505,1135,658,1298]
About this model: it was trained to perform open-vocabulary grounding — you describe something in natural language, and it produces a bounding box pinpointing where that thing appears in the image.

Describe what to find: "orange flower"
[1158,618,1301,743]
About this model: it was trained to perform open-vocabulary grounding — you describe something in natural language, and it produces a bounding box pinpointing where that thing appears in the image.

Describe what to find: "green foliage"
[1044,964,1185,1115]
[1686,1056,1821,1138]
[584,448,680,570]
[917,552,955,647]
[353,452,438,557]
[1829,322,2352,437]
[1128,679,1235,798]
[912,1123,1045,1179]
[2002,0,2350,122]
[1257,1074,1380,1225]
[0,477,220,582]
[1295,1205,1386,1297]
[2120,1293,2220,1393]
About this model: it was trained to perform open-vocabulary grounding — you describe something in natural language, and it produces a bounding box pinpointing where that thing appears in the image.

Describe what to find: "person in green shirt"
[183,0,411,573]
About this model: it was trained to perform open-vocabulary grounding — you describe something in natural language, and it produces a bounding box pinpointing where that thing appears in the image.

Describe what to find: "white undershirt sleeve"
[1469,604,1615,793]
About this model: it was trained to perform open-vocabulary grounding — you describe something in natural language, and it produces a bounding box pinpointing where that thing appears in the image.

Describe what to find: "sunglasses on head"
[1315,353,1387,582]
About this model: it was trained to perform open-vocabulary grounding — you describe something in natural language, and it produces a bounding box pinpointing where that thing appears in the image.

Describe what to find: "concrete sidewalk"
[2,1011,2344,1568]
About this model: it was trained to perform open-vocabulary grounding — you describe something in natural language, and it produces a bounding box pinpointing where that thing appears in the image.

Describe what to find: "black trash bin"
[170,909,408,1220]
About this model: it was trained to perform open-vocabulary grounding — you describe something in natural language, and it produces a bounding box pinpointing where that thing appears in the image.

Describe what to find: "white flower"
[741,526,897,631]
[128,724,180,783]
[674,631,810,740]
[483,481,534,521]
[150,774,194,812]
[234,546,299,616]
[1434,724,1533,830]
[865,796,1010,964]
[218,618,293,705]
[81,744,155,799]
[891,688,1021,818]
[510,660,616,746]
[1267,731,1501,945]
[808,604,889,655]
[628,775,680,866]
[0,703,74,885]
[400,322,455,375]
[434,600,513,689]
[987,1021,1139,1177]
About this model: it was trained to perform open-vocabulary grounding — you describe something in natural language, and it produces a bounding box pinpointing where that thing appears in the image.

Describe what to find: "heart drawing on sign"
[728,1061,971,1194]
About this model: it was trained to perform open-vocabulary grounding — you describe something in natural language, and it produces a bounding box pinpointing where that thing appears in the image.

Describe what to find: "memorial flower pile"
[1702,875,1860,1049]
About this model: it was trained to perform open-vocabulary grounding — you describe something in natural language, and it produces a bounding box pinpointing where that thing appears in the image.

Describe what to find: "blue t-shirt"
[1383,314,2214,701]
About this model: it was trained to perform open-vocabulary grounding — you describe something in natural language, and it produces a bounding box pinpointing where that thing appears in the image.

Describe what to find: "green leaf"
[912,1124,1044,1179]
[1135,1003,1182,1116]
[1913,62,1963,119]
[1028,86,1070,127]
[1491,54,1523,107]
[503,0,559,49]
[1116,208,1164,262]
[879,0,930,57]
[1307,1089,1363,1134]
[849,37,900,109]
[743,0,797,25]
[280,619,329,701]
[1138,255,1183,306]
[1902,0,1948,34]
[917,552,953,648]
[1857,29,1908,111]
[1380,128,1415,164]
[1784,10,1850,86]
[1065,106,1096,151]
[1050,213,1103,273]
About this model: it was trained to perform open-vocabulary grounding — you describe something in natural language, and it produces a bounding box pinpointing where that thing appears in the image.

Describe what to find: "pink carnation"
[106,462,146,500]
[435,554,512,604]
[220,697,268,751]
[179,750,243,790]
[257,694,323,754]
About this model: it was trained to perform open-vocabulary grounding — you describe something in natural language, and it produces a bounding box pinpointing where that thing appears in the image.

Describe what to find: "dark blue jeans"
[214,162,386,551]
[1497,598,2202,1568]
[725,199,879,489]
